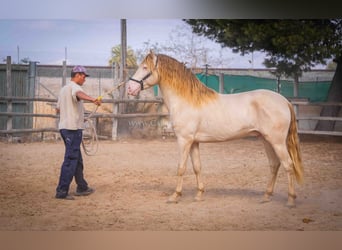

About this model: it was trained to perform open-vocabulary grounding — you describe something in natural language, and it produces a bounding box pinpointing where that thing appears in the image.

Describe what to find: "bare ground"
[0,137,341,230]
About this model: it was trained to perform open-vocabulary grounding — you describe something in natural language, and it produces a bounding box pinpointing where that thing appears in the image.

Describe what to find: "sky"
[0,19,266,68]
[0,0,338,69]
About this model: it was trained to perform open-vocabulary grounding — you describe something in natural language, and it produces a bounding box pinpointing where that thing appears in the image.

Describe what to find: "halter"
[129,55,158,91]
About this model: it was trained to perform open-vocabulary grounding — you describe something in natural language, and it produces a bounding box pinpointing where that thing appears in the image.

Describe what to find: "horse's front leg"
[190,142,205,201]
[167,137,193,203]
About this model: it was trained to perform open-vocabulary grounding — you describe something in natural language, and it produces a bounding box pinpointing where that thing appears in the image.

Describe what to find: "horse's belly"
[194,118,256,142]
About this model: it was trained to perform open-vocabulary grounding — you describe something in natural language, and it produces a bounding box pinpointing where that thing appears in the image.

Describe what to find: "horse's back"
[218,89,289,111]
[216,89,291,137]
[221,89,289,110]
[235,89,292,137]
[246,89,290,114]
[231,89,288,103]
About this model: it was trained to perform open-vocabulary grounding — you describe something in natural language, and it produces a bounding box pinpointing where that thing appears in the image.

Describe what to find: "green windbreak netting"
[196,73,331,102]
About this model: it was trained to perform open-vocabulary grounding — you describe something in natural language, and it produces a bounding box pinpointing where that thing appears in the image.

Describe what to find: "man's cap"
[72,65,90,76]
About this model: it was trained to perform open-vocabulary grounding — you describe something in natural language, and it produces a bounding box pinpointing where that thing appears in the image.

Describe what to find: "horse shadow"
[133,180,287,204]
[209,187,263,198]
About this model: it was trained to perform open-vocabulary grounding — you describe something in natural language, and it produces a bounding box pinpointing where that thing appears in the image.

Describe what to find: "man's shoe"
[75,187,95,196]
[55,194,75,200]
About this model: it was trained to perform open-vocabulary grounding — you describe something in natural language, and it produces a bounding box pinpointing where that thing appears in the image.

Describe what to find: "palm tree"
[108,45,138,67]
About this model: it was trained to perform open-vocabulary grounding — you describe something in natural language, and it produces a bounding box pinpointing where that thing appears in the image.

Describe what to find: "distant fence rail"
[0,96,168,137]
[291,100,342,136]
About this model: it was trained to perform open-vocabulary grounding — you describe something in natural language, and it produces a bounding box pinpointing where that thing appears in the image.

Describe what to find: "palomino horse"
[127,51,303,207]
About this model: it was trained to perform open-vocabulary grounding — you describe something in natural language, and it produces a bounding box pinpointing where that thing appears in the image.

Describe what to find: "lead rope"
[81,81,125,156]
[82,107,99,156]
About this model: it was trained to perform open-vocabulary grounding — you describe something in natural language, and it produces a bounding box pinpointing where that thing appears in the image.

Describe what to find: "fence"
[0,59,35,131]
[292,100,342,136]
[0,96,170,141]
[1,57,171,140]
[1,96,342,141]
[196,73,332,102]
[1,59,341,140]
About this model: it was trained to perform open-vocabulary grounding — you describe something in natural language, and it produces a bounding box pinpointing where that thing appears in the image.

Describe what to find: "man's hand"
[93,97,102,106]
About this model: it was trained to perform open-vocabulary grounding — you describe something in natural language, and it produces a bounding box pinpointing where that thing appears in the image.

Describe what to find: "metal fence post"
[219,73,224,94]
[6,56,12,141]
[28,61,37,129]
[62,61,67,87]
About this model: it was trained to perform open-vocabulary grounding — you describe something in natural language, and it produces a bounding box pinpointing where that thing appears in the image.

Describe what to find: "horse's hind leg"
[167,137,193,203]
[262,139,281,203]
[190,142,205,201]
[271,143,297,207]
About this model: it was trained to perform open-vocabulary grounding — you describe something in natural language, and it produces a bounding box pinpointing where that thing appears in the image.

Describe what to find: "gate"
[0,57,36,133]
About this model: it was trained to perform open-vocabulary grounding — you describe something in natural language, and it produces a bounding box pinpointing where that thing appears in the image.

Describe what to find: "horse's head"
[127,51,159,96]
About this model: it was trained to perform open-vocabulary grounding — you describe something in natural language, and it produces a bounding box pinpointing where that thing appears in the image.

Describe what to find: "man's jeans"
[56,129,88,197]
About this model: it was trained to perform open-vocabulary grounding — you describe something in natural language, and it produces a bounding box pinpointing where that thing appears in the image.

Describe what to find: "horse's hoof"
[194,196,204,202]
[260,199,271,204]
[167,193,180,203]
[286,201,296,208]
[166,199,178,204]
[260,194,272,203]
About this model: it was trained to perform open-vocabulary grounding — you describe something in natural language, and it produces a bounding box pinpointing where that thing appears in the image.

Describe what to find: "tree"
[326,60,337,70]
[162,24,210,69]
[135,24,234,69]
[20,57,30,64]
[185,19,342,131]
[109,45,137,67]
[316,55,342,131]
[134,40,163,64]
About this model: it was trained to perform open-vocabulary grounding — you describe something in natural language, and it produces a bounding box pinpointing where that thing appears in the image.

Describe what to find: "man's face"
[75,73,87,85]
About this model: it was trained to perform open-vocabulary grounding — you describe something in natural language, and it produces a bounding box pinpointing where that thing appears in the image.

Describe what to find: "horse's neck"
[158,83,181,111]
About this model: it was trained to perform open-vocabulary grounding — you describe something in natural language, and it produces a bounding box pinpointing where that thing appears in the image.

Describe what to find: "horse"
[127,51,303,207]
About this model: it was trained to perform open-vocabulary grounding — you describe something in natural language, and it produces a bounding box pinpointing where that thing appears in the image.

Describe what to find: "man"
[55,65,101,200]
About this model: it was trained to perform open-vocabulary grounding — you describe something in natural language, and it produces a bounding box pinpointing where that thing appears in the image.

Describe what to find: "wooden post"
[120,19,127,85]
[119,19,127,104]
[112,62,120,140]
[62,60,67,87]
[111,19,128,140]
[28,62,37,129]
[111,103,119,140]
[276,75,281,93]
[6,56,12,141]
[219,73,224,94]
[114,62,119,81]
[293,74,299,116]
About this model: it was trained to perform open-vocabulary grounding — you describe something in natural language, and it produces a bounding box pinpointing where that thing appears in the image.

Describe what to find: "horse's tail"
[287,103,304,184]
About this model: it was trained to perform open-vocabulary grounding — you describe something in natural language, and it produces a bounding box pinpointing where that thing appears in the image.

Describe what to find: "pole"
[62,61,67,87]
[204,64,209,86]
[17,46,20,64]
[277,75,280,93]
[293,74,299,116]
[112,19,127,140]
[6,56,12,141]
[28,61,37,129]
[120,19,127,91]
[219,73,224,94]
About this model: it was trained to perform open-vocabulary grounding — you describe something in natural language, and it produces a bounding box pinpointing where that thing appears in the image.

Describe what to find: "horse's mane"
[144,53,218,106]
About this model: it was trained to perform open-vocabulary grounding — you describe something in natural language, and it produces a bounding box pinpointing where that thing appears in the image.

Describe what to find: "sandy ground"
[0,137,341,231]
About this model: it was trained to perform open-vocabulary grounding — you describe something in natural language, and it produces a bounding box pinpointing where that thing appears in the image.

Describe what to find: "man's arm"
[76,91,101,106]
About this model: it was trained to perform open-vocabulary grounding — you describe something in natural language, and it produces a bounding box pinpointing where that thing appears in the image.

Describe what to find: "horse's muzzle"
[127,80,141,96]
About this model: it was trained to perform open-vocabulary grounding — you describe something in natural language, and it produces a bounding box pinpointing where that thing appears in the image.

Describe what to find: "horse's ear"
[153,54,158,66]
[149,49,154,55]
